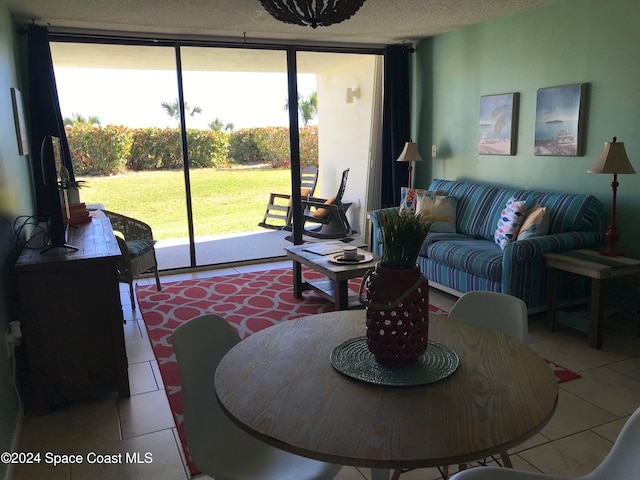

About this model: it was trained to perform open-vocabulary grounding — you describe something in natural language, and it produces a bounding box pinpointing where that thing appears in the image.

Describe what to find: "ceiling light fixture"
[258,0,366,29]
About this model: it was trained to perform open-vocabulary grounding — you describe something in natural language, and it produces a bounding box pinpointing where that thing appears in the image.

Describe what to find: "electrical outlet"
[432,145,437,158]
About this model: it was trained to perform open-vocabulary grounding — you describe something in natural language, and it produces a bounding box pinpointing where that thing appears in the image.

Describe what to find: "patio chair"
[102,210,161,308]
[258,166,319,230]
[171,314,342,480]
[293,168,353,240]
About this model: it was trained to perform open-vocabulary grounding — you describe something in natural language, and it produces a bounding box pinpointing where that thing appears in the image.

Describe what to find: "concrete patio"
[154,228,292,271]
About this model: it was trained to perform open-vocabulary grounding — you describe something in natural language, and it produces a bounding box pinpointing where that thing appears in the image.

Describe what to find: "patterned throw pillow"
[399,187,446,215]
[494,197,527,249]
[517,205,549,241]
[415,195,457,233]
[399,188,432,215]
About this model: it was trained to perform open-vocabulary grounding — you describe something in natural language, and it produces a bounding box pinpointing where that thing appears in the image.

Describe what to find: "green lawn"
[78,168,294,240]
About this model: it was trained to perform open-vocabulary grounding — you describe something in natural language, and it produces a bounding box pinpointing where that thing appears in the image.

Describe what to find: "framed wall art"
[478,92,519,156]
[534,83,587,156]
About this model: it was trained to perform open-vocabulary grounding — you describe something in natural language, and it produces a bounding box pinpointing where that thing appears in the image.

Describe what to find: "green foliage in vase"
[380,210,433,269]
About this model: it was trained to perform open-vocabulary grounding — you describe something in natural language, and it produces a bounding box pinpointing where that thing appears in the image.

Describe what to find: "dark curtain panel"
[380,44,411,207]
[27,25,75,215]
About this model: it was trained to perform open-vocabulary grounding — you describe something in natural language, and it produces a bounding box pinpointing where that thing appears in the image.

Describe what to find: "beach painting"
[534,83,586,156]
[478,93,518,155]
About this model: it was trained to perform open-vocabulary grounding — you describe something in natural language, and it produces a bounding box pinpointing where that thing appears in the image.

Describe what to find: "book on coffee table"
[302,241,366,256]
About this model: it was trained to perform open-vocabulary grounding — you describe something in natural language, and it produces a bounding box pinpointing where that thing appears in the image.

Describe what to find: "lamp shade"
[588,137,636,175]
[397,141,423,163]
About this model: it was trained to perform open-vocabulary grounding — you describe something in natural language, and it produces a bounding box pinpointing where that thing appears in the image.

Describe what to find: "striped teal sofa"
[370,179,605,310]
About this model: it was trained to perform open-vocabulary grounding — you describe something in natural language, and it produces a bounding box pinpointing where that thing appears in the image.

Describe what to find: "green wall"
[414,0,640,253]
[0,0,34,475]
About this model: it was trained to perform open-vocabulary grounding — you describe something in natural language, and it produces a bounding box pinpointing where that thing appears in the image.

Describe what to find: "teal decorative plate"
[330,336,459,386]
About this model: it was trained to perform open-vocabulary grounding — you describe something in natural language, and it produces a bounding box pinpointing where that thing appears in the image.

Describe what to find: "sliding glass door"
[52,42,192,268]
[179,47,293,266]
[295,51,380,240]
[52,38,381,271]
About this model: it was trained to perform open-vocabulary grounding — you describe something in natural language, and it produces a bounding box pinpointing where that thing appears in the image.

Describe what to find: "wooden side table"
[544,249,640,349]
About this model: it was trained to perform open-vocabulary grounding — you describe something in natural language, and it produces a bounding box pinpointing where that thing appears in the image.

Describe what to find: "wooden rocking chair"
[258,166,319,230]
[294,168,353,240]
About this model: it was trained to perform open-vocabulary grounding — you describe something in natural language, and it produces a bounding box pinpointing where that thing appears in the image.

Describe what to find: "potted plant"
[360,209,433,367]
[378,209,433,269]
[58,165,86,205]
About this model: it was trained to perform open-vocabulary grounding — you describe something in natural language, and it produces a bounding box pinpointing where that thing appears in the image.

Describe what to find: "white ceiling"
[7,0,553,47]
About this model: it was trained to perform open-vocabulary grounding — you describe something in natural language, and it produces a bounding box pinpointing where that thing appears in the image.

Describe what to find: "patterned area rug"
[137,267,447,475]
[136,268,579,476]
[545,359,581,383]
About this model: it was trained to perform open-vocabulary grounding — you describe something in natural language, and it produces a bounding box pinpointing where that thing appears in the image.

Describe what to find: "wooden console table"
[15,217,129,414]
[544,249,640,349]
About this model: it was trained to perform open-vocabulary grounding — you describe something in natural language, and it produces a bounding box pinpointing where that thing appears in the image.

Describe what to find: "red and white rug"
[136,268,579,476]
[545,359,581,383]
[137,267,445,475]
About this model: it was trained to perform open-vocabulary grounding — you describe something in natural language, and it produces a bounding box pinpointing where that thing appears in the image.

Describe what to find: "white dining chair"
[448,290,529,343]
[395,291,529,480]
[449,405,640,480]
[171,314,342,480]
[449,290,529,472]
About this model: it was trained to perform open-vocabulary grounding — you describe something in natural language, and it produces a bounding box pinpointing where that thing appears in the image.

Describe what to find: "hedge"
[66,125,318,175]
[66,125,131,175]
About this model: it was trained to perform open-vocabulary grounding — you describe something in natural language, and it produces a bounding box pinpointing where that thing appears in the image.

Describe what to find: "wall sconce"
[346,87,360,103]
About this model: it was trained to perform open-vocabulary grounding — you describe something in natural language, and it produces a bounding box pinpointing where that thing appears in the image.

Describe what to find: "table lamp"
[397,141,423,188]
[587,137,636,256]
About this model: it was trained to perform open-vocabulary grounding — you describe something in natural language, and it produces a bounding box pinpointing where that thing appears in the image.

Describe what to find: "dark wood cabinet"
[15,217,129,414]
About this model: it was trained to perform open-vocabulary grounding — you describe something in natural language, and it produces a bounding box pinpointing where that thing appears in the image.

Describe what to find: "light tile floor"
[11,261,640,480]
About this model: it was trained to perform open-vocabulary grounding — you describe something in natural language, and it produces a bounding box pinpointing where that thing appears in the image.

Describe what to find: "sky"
[54,67,317,130]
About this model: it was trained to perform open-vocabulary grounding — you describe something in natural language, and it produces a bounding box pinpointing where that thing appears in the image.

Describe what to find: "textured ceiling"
[7,0,553,47]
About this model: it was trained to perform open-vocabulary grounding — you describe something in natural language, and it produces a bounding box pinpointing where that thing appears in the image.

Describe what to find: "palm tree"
[64,113,101,127]
[161,100,203,122]
[283,91,318,126]
[208,118,235,132]
[299,92,318,126]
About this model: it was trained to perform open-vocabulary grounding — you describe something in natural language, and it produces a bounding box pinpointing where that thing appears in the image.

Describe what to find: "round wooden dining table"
[214,310,558,476]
